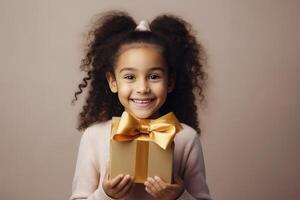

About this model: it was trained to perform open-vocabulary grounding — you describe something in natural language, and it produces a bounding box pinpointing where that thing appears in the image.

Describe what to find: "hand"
[102,162,134,199]
[144,176,185,200]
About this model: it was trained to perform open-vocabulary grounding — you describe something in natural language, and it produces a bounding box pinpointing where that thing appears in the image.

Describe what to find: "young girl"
[70,10,212,200]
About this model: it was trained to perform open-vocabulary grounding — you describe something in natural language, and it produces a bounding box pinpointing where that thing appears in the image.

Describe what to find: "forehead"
[115,43,166,72]
[116,42,163,56]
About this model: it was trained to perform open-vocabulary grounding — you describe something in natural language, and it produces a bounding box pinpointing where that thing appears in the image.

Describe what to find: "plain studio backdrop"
[0,0,299,200]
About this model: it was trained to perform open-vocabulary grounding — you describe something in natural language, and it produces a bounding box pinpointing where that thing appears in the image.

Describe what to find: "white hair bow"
[135,20,150,31]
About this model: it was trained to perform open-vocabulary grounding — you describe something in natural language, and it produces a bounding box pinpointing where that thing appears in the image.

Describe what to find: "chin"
[129,110,158,119]
[132,113,152,119]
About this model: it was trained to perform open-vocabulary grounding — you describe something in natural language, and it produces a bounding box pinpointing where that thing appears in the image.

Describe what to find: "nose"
[136,79,150,94]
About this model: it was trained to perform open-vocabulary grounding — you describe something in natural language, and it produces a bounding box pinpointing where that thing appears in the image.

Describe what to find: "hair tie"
[135,20,150,31]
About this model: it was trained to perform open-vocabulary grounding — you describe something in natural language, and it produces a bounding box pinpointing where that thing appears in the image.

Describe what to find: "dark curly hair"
[72,10,207,134]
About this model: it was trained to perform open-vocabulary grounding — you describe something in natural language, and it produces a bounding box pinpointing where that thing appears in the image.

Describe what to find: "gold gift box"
[109,117,173,184]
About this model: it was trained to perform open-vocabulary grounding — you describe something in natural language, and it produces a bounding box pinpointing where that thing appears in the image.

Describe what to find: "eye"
[123,74,135,80]
[148,74,161,80]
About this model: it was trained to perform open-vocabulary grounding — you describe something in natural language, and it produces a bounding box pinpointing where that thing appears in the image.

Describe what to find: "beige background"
[0,0,299,200]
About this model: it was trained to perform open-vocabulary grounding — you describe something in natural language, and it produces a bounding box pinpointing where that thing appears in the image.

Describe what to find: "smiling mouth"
[130,98,155,106]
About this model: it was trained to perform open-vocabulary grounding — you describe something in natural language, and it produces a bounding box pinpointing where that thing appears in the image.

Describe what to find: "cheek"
[154,84,168,98]
[117,83,131,98]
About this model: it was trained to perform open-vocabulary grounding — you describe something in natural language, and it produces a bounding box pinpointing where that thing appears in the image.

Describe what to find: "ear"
[106,72,118,93]
[167,73,176,93]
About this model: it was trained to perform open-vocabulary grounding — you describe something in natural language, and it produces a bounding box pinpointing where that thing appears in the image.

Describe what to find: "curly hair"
[72,10,207,134]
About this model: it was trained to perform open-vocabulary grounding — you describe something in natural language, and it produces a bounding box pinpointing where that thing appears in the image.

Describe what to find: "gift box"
[109,112,182,184]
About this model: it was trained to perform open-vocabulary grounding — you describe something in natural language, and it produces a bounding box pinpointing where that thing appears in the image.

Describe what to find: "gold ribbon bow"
[112,111,182,149]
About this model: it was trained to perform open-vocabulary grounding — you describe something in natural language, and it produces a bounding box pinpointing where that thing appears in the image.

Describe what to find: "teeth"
[132,99,152,103]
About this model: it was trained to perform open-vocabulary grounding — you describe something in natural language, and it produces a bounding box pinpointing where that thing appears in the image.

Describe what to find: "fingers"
[110,174,124,187]
[103,174,134,199]
[144,176,167,198]
[151,176,167,192]
[113,175,131,191]
[154,176,168,189]
[144,177,156,197]
[145,186,157,198]
[115,175,134,197]
[144,176,185,200]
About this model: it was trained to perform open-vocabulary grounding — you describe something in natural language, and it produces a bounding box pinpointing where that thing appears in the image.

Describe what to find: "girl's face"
[106,43,174,119]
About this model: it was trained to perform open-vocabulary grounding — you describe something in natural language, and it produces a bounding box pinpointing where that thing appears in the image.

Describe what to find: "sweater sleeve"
[69,129,114,200]
[177,133,212,200]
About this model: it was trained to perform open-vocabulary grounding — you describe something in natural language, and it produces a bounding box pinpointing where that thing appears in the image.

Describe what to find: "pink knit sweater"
[70,120,212,200]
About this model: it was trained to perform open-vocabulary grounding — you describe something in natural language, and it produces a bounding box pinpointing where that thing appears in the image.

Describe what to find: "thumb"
[104,160,110,180]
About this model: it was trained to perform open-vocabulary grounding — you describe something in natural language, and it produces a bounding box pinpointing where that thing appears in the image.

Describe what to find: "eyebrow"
[119,66,166,73]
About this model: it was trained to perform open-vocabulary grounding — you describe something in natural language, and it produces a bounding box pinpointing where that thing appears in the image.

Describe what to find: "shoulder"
[80,120,112,145]
[174,123,199,148]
